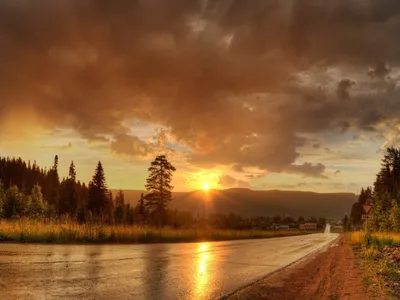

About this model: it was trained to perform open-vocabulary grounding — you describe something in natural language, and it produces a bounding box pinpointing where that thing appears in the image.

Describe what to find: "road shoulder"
[227,235,386,300]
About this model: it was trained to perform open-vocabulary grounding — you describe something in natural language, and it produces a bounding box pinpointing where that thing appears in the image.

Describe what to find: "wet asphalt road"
[0,233,338,300]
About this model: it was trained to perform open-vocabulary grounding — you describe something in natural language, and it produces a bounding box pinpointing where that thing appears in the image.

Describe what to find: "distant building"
[300,223,317,230]
[279,225,290,230]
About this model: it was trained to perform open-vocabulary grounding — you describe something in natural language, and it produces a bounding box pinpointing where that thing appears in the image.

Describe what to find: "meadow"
[0,219,311,244]
[350,231,400,298]
[351,231,400,247]
[351,231,400,261]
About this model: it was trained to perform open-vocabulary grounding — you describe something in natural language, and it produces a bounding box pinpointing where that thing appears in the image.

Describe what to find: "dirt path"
[228,236,386,300]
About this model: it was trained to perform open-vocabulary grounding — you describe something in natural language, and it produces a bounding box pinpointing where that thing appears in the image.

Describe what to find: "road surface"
[0,233,338,300]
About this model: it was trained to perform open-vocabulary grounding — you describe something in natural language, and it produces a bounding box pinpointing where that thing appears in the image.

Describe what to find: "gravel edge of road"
[221,233,340,299]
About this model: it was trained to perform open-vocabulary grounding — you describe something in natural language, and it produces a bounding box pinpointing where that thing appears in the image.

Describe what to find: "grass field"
[351,231,400,247]
[0,219,311,244]
[351,231,400,299]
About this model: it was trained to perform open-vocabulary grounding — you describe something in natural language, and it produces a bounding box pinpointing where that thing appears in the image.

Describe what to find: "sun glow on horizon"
[203,182,210,191]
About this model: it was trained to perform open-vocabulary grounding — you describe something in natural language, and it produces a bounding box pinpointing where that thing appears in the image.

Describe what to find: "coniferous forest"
[0,155,177,227]
[349,147,400,231]
[0,154,326,237]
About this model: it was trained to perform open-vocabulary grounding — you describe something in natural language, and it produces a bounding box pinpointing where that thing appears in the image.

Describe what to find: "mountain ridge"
[112,189,357,220]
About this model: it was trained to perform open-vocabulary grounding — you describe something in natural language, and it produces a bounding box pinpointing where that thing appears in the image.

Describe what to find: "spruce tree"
[69,161,76,182]
[88,162,111,221]
[114,190,126,224]
[46,155,60,207]
[144,155,176,227]
[67,161,78,215]
[136,193,146,225]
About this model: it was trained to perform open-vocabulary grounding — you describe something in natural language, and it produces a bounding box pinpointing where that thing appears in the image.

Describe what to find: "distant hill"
[111,188,357,220]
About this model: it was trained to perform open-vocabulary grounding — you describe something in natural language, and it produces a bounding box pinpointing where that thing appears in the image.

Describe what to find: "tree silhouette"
[46,155,60,208]
[58,162,77,215]
[145,155,176,227]
[114,189,126,224]
[69,161,76,182]
[88,162,111,221]
[136,193,146,225]
[0,181,5,217]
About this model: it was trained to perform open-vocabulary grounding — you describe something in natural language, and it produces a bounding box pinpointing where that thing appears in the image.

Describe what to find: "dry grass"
[0,219,310,244]
[351,231,400,247]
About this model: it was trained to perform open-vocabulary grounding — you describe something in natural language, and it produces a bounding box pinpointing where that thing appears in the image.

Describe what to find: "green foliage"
[4,186,25,218]
[352,147,400,232]
[350,187,373,226]
[30,184,46,217]
[389,199,400,231]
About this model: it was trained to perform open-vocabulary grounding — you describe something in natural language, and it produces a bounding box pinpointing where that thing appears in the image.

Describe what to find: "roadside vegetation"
[346,147,400,298]
[0,155,321,244]
[350,232,400,299]
[0,219,309,244]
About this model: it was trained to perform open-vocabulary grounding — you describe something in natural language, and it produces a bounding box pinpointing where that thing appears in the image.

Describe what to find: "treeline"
[170,212,326,230]
[0,155,327,230]
[349,147,400,231]
[0,155,150,224]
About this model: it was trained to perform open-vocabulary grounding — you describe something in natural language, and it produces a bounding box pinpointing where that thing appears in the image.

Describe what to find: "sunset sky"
[0,0,398,192]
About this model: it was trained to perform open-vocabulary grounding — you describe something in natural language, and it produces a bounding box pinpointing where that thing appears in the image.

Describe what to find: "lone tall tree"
[145,155,176,227]
[88,162,110,220]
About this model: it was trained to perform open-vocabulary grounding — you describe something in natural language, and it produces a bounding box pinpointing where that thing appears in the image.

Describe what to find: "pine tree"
[136,193,146,225]
[88,162,111,221]
[114,190,126,224]
[69,161,76,182]
[144,155,176,227]
[46,155,60,208]
[65,161,78,216]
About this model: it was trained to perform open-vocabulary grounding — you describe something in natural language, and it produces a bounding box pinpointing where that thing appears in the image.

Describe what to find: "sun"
[203,182,210,191]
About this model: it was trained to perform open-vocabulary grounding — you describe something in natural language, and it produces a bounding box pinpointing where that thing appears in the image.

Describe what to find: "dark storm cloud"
[336,79,355,100]
[2,0,400,177]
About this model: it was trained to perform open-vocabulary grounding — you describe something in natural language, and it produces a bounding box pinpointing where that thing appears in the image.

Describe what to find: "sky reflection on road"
[0,233,338,300]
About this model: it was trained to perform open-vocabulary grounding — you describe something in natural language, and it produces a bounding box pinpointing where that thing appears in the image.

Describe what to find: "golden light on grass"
[0,219,309,244]
[350,231,400,245]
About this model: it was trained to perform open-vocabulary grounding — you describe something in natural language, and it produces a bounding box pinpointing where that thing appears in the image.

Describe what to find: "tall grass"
[0,219,310,244]
[351,231,400,247]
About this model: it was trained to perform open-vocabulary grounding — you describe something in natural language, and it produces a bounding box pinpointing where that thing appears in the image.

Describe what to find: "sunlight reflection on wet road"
[0,233,338,300]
